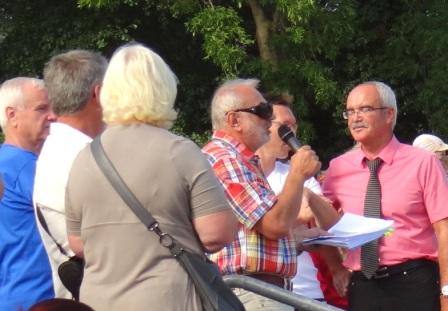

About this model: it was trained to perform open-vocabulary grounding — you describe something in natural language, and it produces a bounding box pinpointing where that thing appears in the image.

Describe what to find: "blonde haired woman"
[65,43,237,311]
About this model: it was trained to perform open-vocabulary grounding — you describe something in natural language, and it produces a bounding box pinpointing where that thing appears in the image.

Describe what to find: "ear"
[92,84,102,108]
[226,111,241,131]
[93,84,101,98]
[5,107,18,127]
[386,108,395,126]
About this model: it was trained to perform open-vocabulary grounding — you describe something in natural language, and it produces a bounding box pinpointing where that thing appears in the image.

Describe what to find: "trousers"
[348,260,439,311]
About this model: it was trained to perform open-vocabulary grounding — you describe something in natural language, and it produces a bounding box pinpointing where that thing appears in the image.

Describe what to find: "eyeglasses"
[229,102,273,121]
[343,106,388,120]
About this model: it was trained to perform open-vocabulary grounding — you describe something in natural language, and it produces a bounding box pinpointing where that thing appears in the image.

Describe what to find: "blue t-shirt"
[0,144,54,310]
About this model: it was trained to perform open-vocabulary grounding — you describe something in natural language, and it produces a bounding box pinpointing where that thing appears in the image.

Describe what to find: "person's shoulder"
[70,141,92,167]
[0,144,35,159]
[202,138,235,159]
[102,123,186,147]
[42,123,91,148]
[396,142,435,161]
[167,132,204,155]
[0,145,36,174]
[399,142,428,154]
[328,148,357,166]
[325,149,361,180]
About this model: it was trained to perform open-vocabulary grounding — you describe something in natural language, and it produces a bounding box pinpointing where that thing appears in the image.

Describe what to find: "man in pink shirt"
[323,81,448,311]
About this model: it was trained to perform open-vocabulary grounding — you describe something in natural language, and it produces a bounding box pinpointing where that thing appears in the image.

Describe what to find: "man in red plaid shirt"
[202,78,323,310]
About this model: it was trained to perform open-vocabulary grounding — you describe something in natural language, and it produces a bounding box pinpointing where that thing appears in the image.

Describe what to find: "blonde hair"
[100,43,178,129]
[0,77,44,131]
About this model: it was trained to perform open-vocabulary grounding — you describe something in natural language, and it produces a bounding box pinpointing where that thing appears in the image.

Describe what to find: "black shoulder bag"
[35,205,84,301]
[90,137,245,311]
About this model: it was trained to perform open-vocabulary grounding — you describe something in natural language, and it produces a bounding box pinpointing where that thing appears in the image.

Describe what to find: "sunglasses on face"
[229,102,273,121]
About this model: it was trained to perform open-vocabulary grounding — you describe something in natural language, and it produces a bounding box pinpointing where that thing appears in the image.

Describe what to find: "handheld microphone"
[278,124,301,152]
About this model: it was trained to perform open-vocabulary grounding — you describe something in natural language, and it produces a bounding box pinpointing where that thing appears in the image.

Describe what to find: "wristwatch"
[441,285,448,297]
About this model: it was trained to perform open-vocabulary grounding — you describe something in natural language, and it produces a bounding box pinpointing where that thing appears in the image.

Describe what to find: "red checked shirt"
[202,131,298,277]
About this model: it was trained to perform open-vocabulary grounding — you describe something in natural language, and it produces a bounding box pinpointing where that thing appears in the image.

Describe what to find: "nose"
[47,111,57,122]
[353,110,364,120]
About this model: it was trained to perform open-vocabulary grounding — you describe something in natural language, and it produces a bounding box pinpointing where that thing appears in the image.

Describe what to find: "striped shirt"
[202,131,298,277]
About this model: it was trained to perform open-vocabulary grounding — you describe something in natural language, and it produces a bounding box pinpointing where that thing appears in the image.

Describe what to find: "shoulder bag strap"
[36,204,70,257]
[90,137,158,230]
[90,137,183,257]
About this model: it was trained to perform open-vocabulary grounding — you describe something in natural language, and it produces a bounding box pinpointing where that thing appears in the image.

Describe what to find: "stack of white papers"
[302,213,394,249]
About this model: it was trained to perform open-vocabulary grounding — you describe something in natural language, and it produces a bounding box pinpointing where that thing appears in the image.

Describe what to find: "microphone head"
[278,124,295,142]
[278,124,301,152]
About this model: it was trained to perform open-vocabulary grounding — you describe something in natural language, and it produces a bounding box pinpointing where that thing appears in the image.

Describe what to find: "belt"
[353,259,436,280]
[245,273,292,290]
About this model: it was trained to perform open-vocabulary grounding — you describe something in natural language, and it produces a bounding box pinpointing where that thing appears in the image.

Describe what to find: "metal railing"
[223,275,344,311]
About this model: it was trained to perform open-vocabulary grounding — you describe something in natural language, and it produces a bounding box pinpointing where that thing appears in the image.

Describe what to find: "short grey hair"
[363,81,398,128]
[0,77,45,131]
[43,50,108,116]
[211,78,260,130]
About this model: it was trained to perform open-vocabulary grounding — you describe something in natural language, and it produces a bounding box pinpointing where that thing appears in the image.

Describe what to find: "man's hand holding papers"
[292,224,329,252]
[302,213,394,249]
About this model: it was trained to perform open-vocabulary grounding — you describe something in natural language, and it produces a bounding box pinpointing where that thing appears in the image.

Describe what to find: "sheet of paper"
[302,213,394,249]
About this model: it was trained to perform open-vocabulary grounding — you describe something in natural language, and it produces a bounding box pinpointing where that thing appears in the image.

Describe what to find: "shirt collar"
[353,135,400,168]
[212,130,257,162]
[50,122,92,141]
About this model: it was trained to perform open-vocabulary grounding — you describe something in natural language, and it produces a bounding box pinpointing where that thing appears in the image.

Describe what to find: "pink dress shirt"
[323,136,448,271]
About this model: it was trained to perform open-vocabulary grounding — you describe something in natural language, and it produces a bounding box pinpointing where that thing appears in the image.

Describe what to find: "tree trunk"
[247,0,278,67]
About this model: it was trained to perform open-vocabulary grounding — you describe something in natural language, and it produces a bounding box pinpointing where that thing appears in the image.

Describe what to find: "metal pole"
[223,275,344,311]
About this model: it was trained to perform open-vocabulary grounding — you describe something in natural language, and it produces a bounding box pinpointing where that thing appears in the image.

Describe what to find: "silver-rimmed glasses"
[343,106,388,120]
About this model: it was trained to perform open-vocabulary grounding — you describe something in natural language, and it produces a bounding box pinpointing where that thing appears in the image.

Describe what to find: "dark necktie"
[361,158,383,279]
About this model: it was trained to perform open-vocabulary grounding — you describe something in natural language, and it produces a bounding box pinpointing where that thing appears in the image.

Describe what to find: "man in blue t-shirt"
[0,77,56,310]
[0,173,3,199]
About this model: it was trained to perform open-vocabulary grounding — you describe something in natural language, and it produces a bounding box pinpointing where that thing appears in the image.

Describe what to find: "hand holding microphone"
[278,124,321,178]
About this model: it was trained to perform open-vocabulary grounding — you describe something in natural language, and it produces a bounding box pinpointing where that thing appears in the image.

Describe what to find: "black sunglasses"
[229,102,273,121]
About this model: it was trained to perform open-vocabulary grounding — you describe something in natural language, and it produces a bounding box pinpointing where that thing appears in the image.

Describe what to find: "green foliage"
[340,1,448,144]
[277,0,316,25]
[187,6,254,76]
[171,119,212,147]
[77,0,138,9]
[168,0,201,16]
[1,0,447,167]
[0,0,133,78]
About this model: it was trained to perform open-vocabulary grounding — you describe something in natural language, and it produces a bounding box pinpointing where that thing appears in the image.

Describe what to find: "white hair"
[100,43,178,129]
[363,81,398,129]
[0,77,44,131]
[210,78,260,130]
